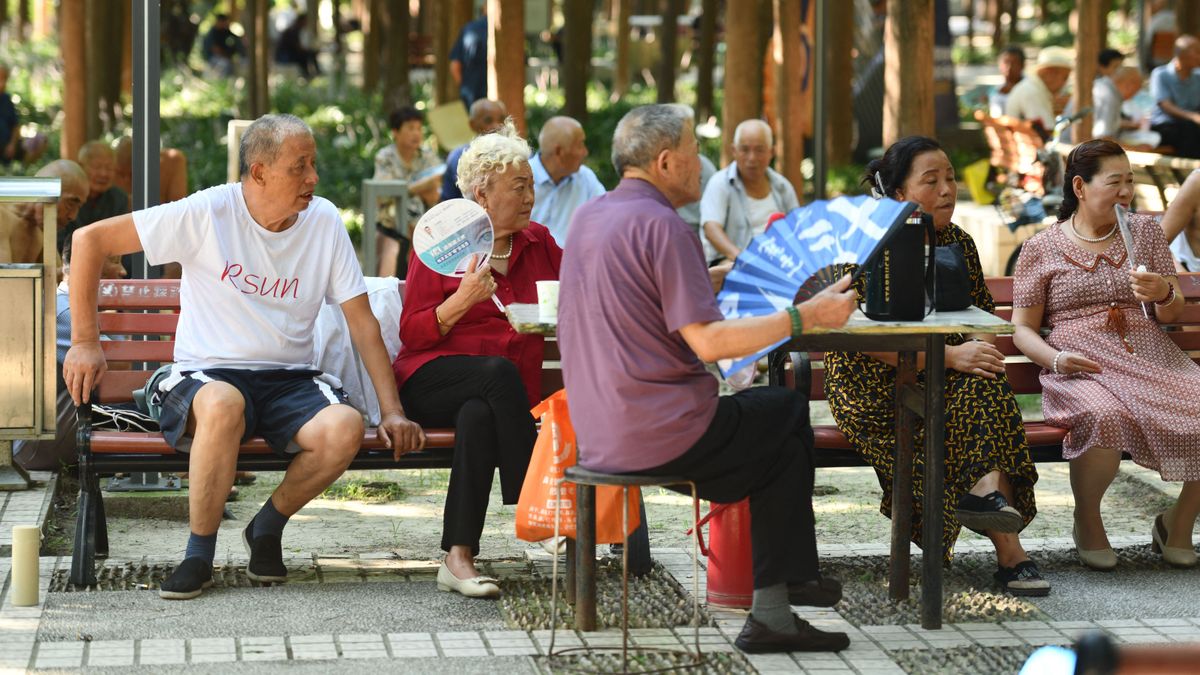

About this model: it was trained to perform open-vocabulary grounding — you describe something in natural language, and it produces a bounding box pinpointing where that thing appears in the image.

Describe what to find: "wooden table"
[773,306,1013,629]
[506,303,1014,630]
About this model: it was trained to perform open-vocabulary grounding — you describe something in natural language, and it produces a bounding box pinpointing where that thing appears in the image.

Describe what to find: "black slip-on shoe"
[159,557,213,600]
[243,520,288,583]
[734,615,850,653]
[994,560,1050,597]
[788,576,843,607]
[955,490,1024,534]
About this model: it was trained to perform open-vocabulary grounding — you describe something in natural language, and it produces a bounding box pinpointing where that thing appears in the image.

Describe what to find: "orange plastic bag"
[515,390,641,544]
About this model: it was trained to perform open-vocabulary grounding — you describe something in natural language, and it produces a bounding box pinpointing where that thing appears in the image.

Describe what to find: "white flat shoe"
[1073,523,1117,571]
[437,561,501,598]
[539,536,567,556]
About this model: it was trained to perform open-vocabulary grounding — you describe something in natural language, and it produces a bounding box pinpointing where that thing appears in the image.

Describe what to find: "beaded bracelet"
[1052,350,1065,375]
[1154,284,1177,307]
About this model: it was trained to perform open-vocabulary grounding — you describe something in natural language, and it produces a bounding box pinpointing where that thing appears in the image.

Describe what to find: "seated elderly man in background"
[1005,46,1073,138]
[1149,35,1200,159]
[560,103,857,653]
[440,99,507,202]
[529,115,605,246]
[700,118,799,264]
[63,113,425,601]
[373,106,444,279]
[0,160,87,267]
[62,141,131,258]
[988,45,1026,117]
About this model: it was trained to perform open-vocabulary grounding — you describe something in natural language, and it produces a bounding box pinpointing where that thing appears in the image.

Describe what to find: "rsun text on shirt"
[221,261,300,299]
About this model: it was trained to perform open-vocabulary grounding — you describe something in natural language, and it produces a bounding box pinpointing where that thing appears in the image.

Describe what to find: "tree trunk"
[1005,0,1017,46]
[306,0,320,44]
[657,0,682,103]
[695,0,716,120]
[828,0,854,166]
[1073,0,1101,143]
[62,0,86,160]
[963,0,974,61]
[363,0,381,92]
[1038,0,1049,22]
[989,0,1002,49]
[14,0,28,41]
[613,0,632,98]
[721,0,764,165]
[563,0,592,120]
[1180,1,1200,38]
[883,0,934,146]
[759,0,776,131]
[384,0,411,112]
[773,0,807,197]
[488,0,526,135]
[121,0,133,96]
[0,1,8,30]
[245,0,271,118]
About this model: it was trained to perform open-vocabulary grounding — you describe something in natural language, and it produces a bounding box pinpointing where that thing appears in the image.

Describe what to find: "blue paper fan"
[715,195,918,376]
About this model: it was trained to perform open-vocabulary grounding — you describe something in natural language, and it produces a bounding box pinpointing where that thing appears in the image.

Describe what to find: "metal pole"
[132,0,161,279]
[813,0,828,200]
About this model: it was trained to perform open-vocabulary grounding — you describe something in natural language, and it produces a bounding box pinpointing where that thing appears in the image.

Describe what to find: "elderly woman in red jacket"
[393,119,562,599]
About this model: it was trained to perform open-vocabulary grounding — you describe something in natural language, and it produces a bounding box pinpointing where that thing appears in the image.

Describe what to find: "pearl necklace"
[1068,215,1117,243]
[490,236,514,260]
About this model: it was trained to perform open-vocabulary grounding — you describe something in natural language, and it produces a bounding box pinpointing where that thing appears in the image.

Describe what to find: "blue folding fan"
[715,195,918,376]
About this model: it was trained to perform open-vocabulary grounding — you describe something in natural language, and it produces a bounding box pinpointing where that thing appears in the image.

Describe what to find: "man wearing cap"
[1006,46,1073,138]
[1149,35,1200,159]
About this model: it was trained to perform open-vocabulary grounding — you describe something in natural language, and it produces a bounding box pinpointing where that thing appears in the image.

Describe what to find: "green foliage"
[322,479,405,503]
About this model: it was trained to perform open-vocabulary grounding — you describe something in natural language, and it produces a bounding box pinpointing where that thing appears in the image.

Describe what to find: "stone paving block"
[337,633,385,644]
[341,647,390,660]
[1120,634,1173,644]
[488,638,537,648]
[289,634,336,644]
[139,650,187,666]
[484,630,531,640]
[240,650,288,662]
[441,647,490,657]
[87,639,135,654]
[387,632,435,644]
[391,646,439,658]
[804,668,855,675]
[745,653,804,672]
[438,630,481,640]
[492,646,540,656]
[191,651,239,663]
[35,655,84,669]
[874,640,922,651]
[190,637,236,653]
[87,652,135,667]
[703,642,737,653]
[628,628,675,636]
[1024,636,1071,647]
[975,637,1023,647]
[1141,618,1195,627]
[1154,625,1200,635]
[865,625,911,634]
[1097,620,1145,628]
[241,636,286,648]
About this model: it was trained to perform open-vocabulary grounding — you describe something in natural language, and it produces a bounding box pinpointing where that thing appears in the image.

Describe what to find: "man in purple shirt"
[559,104,857,654]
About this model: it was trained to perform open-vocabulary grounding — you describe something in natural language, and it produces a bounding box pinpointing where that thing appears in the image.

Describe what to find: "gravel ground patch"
[891,645,1037,674]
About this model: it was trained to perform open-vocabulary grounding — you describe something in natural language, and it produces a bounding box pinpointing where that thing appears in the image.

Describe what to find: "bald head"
[537,116,588,182]
[35,160,88,227]
[468,99,507,134]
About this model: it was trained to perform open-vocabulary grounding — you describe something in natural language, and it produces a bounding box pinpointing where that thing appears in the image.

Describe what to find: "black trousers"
[639,386,819,589]
[400,355,537,556]
[1152,119,1200,159]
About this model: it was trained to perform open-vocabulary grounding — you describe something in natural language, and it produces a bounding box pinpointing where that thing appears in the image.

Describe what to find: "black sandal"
[994,560,1050,597]
[955,490,1024,533]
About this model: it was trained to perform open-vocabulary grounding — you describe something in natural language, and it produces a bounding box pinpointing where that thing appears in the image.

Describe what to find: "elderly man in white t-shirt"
[63,114,426,600]
[1005,46,1073,137]
[700,119,800,264]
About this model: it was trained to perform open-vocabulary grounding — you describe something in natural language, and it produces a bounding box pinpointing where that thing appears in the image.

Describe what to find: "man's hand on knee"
[380,411,426,459]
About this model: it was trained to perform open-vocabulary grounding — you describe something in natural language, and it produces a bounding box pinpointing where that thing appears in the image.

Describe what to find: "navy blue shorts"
[158,368,351,456]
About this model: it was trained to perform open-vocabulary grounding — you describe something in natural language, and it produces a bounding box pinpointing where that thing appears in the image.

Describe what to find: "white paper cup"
[537,280,560,319]
[12,525,40,606]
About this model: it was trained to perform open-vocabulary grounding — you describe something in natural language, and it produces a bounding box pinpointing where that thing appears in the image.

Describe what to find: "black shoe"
[243,520,288,583]
[159,557,213,600]
[734,615,850,653]
[994,560,1050,597]
[955,490,1023,534]
[788,576,843,607]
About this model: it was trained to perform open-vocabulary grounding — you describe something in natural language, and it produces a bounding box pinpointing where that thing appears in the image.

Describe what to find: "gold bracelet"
[434,307,450,328]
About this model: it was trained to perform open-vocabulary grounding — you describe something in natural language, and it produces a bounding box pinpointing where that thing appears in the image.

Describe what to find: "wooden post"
[61,0,86,161]
[245,0,270,118]
[613,0,632,98]
[883,0,935,147]
[721,0,764,166]
[1073,0,1101,144]
[657,0,682,103]
[563,0,592,121]
[773,0,807,196]
[488,0,526,135]
[363,0,381,92]
[384,0,412,111]
[828,0,854,166]
[695,0,716,120]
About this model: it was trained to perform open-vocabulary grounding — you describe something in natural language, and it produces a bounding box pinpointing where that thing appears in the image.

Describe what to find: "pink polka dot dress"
[1013,213,1200,481]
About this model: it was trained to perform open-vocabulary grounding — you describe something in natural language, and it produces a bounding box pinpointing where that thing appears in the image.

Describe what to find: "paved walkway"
[3,469,1200,674]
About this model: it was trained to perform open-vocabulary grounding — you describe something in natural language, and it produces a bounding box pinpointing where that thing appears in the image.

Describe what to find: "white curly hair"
[456,118,531,200]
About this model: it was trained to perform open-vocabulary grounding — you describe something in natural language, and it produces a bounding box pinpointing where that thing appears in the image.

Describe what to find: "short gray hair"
[733,119,773,147]
[456,118,531,200]
[239,113,313,177]
[611,104,694,176]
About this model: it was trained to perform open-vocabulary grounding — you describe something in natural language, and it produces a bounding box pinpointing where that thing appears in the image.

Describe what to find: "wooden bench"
[70,279,563,587]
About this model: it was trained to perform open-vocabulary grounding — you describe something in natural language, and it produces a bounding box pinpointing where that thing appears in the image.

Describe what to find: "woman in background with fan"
[393,120,562,598]
[1012,139,1200,569]
[824,135,1046,596]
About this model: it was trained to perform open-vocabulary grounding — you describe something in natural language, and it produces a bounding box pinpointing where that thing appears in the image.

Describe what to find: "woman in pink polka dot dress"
[1012,140,1200,571]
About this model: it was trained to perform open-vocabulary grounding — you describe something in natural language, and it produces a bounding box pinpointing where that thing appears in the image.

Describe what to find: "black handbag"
[933,243,973,311]
[860,211,936,321]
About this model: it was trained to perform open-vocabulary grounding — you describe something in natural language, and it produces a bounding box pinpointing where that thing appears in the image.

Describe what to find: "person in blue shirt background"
[440,99,507,202]
[529,116,605,246]
[450,11,489,108]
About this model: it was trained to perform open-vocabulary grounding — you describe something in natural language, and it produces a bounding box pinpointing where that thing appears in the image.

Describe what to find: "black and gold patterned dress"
[825,223,1039,563]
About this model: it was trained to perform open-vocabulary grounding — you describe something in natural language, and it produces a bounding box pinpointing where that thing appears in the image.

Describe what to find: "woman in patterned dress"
[824,136,1046,595]
[1012,139,1200,569]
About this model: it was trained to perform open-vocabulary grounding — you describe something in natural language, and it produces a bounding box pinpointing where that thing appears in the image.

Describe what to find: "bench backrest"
[801,273,1200,402]
[93,279,563,406]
